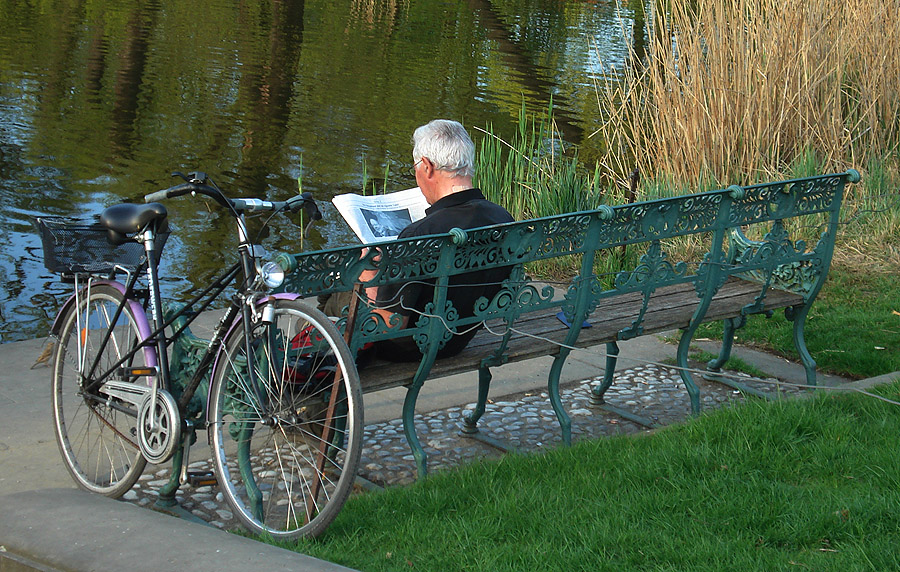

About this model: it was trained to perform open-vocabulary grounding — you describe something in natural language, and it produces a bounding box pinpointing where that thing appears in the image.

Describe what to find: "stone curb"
[0,489,355,572]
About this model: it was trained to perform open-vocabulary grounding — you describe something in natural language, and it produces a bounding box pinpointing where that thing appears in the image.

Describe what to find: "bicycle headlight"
[260,261,285,288]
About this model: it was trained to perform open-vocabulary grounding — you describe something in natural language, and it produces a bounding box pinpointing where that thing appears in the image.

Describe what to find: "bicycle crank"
[137,389,181,464]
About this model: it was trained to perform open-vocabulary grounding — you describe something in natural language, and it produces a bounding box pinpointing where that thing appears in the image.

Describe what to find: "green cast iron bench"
[280,170,860,479]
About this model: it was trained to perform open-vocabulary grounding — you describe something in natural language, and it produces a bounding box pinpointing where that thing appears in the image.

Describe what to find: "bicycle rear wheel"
[209,299,362,539]
[52,284,149,496]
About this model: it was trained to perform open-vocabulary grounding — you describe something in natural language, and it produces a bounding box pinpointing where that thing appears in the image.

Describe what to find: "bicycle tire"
[52,284,149,496]
[209,299,363,539]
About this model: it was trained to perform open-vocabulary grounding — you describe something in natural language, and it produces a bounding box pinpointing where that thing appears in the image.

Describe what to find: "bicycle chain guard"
[137,389,181,464]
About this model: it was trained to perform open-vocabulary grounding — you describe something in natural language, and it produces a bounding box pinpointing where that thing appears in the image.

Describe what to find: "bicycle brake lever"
[300,192,323,221]
[171,171,189,182]
[304,217,318,238]
[187,171,208,185]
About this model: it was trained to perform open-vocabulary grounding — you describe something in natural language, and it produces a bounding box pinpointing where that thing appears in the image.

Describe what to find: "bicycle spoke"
[210,300,361,539]
[53,285,147,496]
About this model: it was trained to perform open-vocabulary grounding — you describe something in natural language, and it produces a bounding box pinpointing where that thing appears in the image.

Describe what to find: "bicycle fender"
[49,292,79,338]
[50,280,159,368]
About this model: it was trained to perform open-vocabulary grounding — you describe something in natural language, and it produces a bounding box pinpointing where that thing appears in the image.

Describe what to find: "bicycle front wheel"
[209,299,362,539]
[52,284,149,496]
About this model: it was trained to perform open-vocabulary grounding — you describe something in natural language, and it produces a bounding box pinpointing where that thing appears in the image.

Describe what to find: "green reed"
[474,101,610,222]
[473,102,618,279]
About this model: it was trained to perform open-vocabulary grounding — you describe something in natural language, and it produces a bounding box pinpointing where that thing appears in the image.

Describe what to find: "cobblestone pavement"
[122,364,799,531]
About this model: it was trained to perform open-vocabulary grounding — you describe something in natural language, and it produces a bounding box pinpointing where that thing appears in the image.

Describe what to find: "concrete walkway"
[1,332,896,571]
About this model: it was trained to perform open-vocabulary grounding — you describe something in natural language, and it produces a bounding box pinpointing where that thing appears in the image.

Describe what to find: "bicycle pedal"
[187,470,217,487]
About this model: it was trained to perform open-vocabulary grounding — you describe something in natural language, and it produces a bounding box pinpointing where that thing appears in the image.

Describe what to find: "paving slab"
[0,488,354,572]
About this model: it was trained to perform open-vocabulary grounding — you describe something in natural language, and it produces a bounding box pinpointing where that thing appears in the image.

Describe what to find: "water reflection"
[0,0,645,342]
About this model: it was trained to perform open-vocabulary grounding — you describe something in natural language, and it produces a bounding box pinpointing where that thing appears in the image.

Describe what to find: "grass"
[278,383,900,571]
[663,348,773,380]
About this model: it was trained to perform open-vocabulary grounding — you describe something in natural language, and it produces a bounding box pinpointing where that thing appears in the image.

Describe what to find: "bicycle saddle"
[100,202,168,245]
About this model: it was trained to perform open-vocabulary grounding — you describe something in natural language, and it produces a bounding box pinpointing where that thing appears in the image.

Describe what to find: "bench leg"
[461,366,492,435]
[707,316,744,372]
[402,383,429,479]
[155,443,184,509]
[548,352,573,445]
[787,304,817,388]
[590,341,619,405]
[676,329,702,415]
[149,440,207,524]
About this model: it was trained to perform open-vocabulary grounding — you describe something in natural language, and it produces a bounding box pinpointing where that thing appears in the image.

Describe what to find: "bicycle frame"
[51,212,281,432]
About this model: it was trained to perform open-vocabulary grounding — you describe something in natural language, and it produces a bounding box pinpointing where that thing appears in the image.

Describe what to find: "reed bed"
[590,0,899,274]
[593,0,900,189]
[475,103,609,222]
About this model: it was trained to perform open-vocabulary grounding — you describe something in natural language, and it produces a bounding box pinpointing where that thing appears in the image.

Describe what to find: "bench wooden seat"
[358,277,803,393]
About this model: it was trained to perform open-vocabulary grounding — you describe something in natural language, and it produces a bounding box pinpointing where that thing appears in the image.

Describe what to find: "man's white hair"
[412,119,475,178]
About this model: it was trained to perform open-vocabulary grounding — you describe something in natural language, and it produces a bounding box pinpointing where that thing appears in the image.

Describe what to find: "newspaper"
[331,187,429,243]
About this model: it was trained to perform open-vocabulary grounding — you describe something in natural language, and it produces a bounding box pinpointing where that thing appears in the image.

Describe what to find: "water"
[0,0,642,342]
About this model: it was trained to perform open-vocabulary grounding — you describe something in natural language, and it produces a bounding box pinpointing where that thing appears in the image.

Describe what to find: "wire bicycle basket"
[36,216,169,275]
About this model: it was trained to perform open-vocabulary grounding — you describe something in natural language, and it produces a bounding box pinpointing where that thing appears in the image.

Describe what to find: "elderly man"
[364,119,514,361]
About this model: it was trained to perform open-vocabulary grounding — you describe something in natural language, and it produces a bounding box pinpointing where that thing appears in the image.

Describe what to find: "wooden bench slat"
[359,277,803,392]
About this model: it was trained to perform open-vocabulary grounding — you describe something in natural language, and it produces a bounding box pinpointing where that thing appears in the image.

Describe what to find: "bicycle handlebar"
[230,193,323,219]
[143,173,323,220]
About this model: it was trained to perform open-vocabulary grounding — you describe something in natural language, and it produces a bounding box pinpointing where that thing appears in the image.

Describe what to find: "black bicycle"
[38,171,363,538]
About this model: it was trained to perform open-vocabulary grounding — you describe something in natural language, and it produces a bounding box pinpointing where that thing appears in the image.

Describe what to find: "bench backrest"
[281,171,858,361]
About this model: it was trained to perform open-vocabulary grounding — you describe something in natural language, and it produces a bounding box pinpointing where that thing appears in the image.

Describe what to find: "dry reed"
[593,0,900,189]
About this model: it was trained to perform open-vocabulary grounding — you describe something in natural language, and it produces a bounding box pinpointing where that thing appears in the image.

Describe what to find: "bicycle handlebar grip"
[143,183,194,203]
[230,198,268,212]
[143,189,171,203]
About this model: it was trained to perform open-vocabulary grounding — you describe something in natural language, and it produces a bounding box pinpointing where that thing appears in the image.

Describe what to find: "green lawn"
[283,383,900,571]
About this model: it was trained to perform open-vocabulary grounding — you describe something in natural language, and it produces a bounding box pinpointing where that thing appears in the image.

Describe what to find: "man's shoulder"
[399,190,512,238]
[464,197,514,225]
[473,199,514,220]
[466,189,513,219]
